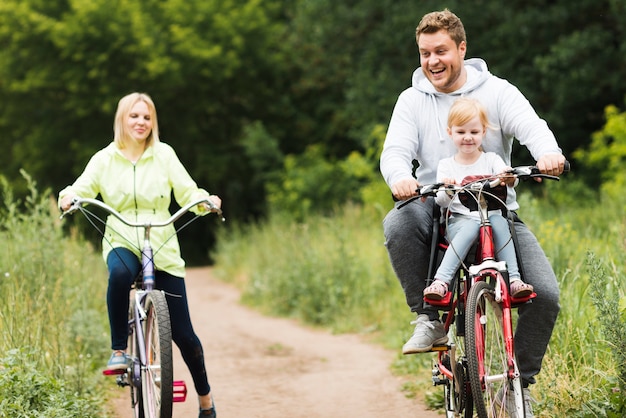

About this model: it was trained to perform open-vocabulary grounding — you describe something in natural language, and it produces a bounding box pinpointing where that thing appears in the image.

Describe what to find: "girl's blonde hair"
[113,92,160,149]
[447,97,493,130]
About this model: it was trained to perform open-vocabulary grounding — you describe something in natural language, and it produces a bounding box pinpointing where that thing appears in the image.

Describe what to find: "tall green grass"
[212,180,626,417]
[0,173,112,417]
[213,203,406,334]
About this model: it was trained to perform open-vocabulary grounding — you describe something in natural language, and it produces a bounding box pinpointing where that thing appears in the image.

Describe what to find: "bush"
[0,348,100,418]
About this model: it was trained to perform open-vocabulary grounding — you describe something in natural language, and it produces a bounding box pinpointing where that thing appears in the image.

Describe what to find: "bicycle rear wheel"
[142,290,174,418]
[442,276,473,418]
[465,280,523,418]
[441,339,473,418]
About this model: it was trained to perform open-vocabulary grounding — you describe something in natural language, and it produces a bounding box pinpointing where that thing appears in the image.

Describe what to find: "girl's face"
[447,115,485,157]
[126,101,152,144]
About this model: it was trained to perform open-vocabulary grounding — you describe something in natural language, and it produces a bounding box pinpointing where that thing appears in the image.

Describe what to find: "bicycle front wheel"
[465,280,523,418]
[142,290,174,418]
[129,296,145,418]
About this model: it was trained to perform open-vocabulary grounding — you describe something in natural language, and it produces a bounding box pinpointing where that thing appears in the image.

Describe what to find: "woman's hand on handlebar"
[59,194,78,212]
[201,195,222,213]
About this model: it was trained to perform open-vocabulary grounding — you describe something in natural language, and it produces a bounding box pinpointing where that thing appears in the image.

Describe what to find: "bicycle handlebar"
[397,162,569,210]
[61,196,225,224]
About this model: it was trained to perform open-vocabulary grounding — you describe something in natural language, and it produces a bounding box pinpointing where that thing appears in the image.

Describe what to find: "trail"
[110,267,439,418]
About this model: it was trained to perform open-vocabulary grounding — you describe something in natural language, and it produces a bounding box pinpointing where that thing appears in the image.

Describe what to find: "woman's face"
[126,101,152,144]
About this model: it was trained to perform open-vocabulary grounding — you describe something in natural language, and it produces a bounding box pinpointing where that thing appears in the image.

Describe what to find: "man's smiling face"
[417,30,467,93]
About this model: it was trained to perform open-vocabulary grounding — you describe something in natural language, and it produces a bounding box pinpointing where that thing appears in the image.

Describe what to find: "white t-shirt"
[435,152,514,217]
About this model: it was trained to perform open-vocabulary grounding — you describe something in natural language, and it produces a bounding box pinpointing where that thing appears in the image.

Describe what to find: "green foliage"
[587,253,626,414]
[0,173,109,415]
[0,348,97,418]
[265,123,391,220]
[574,104,626,193]
[266,145,369,220]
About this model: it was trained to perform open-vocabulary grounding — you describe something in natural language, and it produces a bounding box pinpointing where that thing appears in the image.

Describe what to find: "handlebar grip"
[563,160,570,173]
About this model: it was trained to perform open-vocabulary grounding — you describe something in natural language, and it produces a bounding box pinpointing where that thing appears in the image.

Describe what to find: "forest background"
[1,0,626,417]
[2,0,625,254]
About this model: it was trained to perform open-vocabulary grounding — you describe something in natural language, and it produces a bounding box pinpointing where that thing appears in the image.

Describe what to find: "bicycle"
[398,164,566,418]
[61,196,224,418]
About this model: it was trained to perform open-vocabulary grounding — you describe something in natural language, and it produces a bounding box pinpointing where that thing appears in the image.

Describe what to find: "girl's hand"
[498,168,516,187]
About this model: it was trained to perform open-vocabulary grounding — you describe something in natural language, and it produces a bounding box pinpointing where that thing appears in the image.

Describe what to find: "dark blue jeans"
[107,247,211,396]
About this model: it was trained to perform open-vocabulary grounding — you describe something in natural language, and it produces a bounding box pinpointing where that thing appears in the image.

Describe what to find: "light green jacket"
[59,141,210,278]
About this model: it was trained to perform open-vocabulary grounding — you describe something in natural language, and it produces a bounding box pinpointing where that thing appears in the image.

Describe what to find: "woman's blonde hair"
[447,97,493,130]
[113,92,160,149]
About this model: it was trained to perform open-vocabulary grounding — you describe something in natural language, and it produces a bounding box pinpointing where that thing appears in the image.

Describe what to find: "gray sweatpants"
[382,197,560,385]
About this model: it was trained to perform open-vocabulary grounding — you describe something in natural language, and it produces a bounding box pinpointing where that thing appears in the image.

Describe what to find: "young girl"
[423,97,533,300]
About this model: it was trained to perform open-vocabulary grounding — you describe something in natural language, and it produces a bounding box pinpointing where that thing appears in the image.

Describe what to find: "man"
[380,9,565,416]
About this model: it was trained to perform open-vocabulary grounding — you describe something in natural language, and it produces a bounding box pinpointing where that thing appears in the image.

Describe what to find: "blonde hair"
[416,9,466,46]
[113,92,160,149]
[447,97,493,130]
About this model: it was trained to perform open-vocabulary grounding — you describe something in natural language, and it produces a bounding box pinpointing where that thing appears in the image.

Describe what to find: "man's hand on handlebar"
[391,178,421,201]
[536,153,567,178]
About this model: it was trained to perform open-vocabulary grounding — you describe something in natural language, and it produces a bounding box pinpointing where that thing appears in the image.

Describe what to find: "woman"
[59,92,219,417]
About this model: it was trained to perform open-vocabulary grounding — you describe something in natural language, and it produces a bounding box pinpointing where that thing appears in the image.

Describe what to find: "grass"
[0,174,115,417]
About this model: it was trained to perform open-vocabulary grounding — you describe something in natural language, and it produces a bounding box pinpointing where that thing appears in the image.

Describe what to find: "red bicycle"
[399,164,565,417]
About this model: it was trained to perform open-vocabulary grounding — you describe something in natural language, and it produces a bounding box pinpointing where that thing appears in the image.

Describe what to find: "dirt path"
[110,267,439,418]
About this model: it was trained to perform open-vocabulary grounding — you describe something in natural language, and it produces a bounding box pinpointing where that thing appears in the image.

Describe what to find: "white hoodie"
[380,58,561,190]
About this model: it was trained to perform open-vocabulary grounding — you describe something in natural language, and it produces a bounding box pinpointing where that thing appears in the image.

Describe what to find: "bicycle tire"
[465,280,524,418]
[142,290,174,418]
[129,294,145,418]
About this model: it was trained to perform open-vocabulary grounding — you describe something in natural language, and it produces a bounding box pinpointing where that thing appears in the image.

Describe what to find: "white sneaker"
[494,385,535,417]
[402,314,448,354]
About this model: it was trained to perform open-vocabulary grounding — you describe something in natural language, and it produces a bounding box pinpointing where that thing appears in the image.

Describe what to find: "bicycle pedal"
[423,292,454,308]
[173,380,188,402]
[511,292,536,307]
[431,344,450,352]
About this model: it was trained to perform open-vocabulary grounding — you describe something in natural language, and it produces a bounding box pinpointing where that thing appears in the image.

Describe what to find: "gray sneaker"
[494,385,535,417]
[402,314,448,354]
